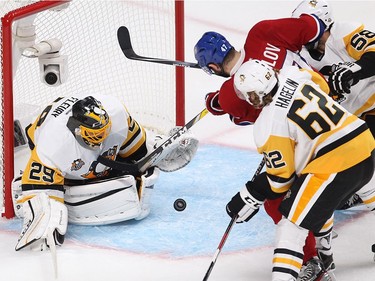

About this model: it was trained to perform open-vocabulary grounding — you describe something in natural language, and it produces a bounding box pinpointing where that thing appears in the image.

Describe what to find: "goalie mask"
[291,0,334,30]
[234,60,278,109]
[67,96,111,148]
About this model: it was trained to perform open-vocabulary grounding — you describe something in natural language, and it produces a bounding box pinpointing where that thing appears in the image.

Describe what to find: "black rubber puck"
[174,198,186,211]
[372,244,375,253]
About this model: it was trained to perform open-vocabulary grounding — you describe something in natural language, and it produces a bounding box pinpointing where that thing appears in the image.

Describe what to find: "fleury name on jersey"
[12,94,199,251]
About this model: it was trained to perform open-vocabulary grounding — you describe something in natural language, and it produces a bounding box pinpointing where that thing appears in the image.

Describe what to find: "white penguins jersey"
[254,66,375,194]
[300,21,375,116]
[21,94,147,189]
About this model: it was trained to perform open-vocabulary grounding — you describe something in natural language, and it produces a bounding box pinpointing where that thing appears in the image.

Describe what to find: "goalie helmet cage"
[0,0,185,218]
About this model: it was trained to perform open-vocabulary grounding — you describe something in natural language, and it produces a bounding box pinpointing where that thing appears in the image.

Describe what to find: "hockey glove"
[328,62,361,95]
[15,192,68,251]
[155,127,199,172]
[226,182,264,223]
[205,91,225,115]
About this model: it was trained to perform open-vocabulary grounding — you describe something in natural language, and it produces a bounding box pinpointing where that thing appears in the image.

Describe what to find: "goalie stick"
[117,26,200,69]
[98,108,209,174]
[202,157,266,281]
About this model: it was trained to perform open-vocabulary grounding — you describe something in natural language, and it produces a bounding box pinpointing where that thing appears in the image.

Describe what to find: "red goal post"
[1,0,185,218]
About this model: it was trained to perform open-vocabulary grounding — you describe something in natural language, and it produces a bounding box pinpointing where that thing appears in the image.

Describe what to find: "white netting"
[1,0,183,217]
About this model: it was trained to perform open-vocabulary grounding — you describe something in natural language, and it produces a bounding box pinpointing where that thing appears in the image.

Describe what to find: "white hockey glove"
[15,192,68,251]
[226,182,264,223]
[155,127,199,172]
[328,62,361,95]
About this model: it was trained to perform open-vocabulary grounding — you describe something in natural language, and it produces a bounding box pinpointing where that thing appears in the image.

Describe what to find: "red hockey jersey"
[218,14,324,124]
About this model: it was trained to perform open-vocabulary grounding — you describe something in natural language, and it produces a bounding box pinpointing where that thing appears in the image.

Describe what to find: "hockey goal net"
[0,0,185,218]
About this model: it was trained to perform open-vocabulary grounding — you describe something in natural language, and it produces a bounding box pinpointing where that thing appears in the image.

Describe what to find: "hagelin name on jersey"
[275,78,298,108]
[52,97,79,117]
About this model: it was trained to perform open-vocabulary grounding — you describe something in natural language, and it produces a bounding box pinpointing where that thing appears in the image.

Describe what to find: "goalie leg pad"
[11,176,24,218]
[135,167,160,220]
[15,192,68,251]
[64,175,141,225]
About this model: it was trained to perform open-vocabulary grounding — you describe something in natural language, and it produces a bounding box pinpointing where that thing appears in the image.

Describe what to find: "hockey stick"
[202,157,266,281]
[98,108,209,174]
[117,26,200,69]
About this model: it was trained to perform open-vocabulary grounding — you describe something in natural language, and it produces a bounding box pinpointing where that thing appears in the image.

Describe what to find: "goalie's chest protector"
[34,95,130,180]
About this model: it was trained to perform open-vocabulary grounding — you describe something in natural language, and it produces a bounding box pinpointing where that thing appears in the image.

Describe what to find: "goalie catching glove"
[154,127,199,172]
[226,181,264,223]
[15,191,67,251]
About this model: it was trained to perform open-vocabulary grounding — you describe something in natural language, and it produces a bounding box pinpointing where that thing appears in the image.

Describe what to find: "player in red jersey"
[194,8,330,281]
[194,13,325,125]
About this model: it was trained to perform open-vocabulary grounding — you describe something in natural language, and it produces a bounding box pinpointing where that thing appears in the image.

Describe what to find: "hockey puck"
[372,244,375,253]
[174,198,186,211]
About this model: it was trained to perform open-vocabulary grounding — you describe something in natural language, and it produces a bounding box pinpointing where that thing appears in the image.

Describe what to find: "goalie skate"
[297,257,336,281]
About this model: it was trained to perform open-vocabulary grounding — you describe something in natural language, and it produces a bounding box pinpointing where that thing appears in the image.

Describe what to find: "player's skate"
[337,193,363,210]
[297,257,336,281]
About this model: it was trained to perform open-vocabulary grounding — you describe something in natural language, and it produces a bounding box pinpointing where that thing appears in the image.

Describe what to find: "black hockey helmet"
[67,96,111,148]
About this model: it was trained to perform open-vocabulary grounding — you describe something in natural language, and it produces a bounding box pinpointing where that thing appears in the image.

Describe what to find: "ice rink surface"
[1,1,375,280]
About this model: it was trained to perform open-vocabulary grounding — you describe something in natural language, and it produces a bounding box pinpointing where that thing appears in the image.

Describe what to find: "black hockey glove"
[226,181,264,223]
[328,62,361,95]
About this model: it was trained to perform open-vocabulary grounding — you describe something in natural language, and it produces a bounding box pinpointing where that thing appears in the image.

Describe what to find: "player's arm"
[118,108,199,173]
[205,90,225,115]
[249,14,325,52]
[225,133,296,223]
[117,110,148,162]
[205,89,256,126]
[329,26,375,94]
[218,79,262,125]
[260,139,297,195]
[225,170,289,224]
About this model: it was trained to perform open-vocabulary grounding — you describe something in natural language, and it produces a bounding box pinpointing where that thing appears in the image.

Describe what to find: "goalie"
[12,94,198,251]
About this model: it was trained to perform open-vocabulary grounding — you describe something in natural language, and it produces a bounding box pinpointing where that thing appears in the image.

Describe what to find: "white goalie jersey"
[15,94,158,226]
[254,66,375,194]
[300,21,375,116]
[21,94,147,186]
[15,93,198,225]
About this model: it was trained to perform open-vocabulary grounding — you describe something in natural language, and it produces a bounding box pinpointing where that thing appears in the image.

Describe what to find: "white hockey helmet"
[234,60,277,108]
[292,0,334,30]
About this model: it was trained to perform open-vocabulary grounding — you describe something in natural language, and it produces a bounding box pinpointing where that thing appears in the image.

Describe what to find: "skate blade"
[320,271,337,281]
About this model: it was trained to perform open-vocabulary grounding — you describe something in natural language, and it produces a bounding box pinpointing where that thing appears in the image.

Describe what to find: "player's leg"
[272,217,308,281]
[264,197,318,265]
[276,159,373,281]
[355,168,375,211]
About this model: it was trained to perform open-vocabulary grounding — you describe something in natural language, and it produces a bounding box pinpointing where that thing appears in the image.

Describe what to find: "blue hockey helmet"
[194,31,233,75]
